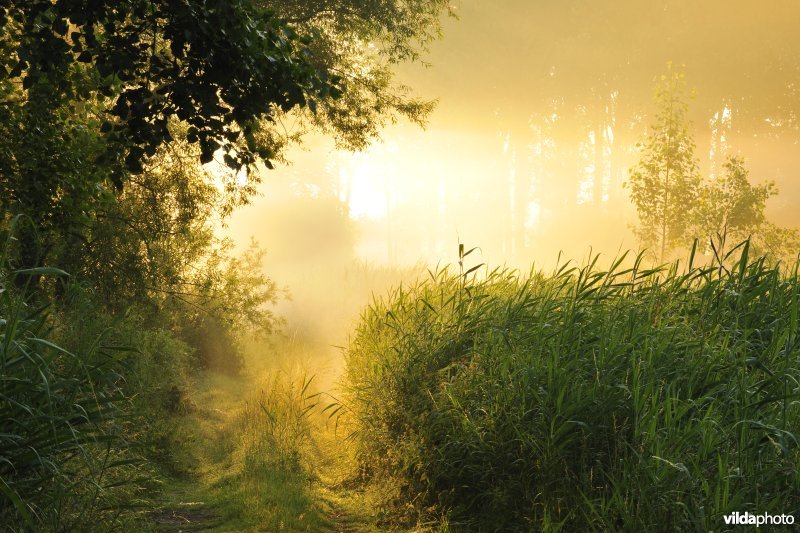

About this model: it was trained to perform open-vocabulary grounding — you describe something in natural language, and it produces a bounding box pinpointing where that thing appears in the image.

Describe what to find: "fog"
[223,0,800,366]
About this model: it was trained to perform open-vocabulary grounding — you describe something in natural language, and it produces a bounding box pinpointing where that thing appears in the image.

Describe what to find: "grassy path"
[144,369,377,532]
[147,380,237,531]
[312,426,378,533]
[148,481,221,531]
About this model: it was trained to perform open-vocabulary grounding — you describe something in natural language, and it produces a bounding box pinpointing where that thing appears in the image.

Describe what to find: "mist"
[5,0,800,528]
[224,0,800,360]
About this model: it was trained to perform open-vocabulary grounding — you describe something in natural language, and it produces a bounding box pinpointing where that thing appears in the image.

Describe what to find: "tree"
[259,0,453,150]
[627,68,798,262]
[0,0,337,175]
[0,0,450,280]
[697,157,774,237]
[627,64,701,261]
[0,0,337,283]
[696,156,799,259]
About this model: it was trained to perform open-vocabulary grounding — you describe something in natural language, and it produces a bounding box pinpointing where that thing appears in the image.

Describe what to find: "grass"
[144,370,322,531]
[342,241,800,530]
[14,223,796,531]
[0,267,144,531]
[144,335,380,532]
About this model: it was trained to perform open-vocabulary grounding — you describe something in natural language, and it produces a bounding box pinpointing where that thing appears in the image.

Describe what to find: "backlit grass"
[343,241,800,530]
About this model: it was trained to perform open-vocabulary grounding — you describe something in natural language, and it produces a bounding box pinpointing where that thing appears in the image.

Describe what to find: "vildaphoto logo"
[723,511,795,527]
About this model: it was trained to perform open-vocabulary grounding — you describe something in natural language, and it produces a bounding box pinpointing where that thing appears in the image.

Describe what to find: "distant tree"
[626,65,701,261]
[627,67,798,262]
[695,156,799,259]
[696,157,774,238]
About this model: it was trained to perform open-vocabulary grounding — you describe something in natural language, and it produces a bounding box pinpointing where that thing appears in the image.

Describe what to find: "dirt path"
[149,490,220,532]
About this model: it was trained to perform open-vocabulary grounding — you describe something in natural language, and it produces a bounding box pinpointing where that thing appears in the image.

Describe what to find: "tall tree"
[627,65,701,261]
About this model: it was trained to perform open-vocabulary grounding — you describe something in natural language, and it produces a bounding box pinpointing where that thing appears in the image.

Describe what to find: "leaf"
[0,479,33,527]
[200,149,214,165]
[223,154,238,169]
[13,267,69,277]
[464,263,484,276]
[125,151,144,174]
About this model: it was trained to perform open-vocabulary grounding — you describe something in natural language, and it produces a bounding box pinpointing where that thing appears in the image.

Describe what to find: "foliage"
[343,244,800,530]
[261,0,453,150]
[0,0,335,287]
[0,67,114,286]
[695,156,799,259]
[172,238,281,372]
[700,157,774,233]
[628,67,798,262]
[0,0,451,529]
[55,121,260,305]
[0,263,142,530]
[0,0,338,176]
[627,64,701,261]
[0,0,448,294]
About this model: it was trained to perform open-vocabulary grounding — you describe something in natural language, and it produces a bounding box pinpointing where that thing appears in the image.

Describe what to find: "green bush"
[344,243,800,530]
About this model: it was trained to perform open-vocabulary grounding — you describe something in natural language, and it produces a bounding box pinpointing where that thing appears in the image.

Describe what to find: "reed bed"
[344,242,800,530]
[0,268,140,530]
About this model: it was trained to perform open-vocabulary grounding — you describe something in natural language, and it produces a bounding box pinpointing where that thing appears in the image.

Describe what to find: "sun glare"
[338,144,401,220]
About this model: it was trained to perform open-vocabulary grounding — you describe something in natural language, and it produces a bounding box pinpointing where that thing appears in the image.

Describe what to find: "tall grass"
[0,267,142,530]
[0,217,147,531]
[343,241,800,530]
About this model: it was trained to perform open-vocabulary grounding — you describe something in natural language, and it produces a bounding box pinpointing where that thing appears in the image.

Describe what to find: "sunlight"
[338,144,401,220]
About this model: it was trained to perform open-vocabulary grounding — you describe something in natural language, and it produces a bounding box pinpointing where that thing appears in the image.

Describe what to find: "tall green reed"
[343,240,800,530]
[1,218,138,531]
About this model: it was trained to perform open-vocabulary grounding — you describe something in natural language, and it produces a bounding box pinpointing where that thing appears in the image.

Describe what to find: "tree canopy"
[0,0,451,282]
[259,0,452,150]
[0,0,341,178]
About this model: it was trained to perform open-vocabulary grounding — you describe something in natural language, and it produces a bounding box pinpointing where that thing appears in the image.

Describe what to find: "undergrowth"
[343,241,800,530]
[0,269,145,530]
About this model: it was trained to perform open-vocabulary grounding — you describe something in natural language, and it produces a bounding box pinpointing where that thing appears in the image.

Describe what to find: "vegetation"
[343,242,800,530]
[1,1,799,531]
[149,357,327,532]
[628,66,798,262]
[627,64,701,261]
[0,0,448,529]
[0,233,142,530]
[695,157,799,259]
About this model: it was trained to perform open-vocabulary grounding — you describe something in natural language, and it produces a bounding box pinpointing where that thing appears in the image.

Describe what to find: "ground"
[144,360,379,532]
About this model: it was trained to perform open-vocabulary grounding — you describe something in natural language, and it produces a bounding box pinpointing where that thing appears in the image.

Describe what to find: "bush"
[344,243,800,530]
